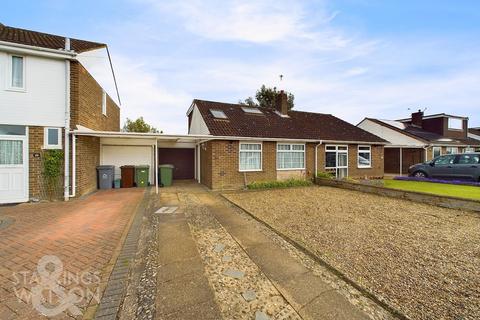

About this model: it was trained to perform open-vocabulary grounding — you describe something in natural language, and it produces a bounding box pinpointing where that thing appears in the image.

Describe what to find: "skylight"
[210,109,227,119]
[241,107,262,114]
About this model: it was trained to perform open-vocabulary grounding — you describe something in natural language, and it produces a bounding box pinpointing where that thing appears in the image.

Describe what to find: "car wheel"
[413,171,428,178]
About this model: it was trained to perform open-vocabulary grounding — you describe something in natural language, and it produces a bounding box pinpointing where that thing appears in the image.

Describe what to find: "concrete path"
[155,191,222,320]
[151,181,373,320]
[198,192,370,320]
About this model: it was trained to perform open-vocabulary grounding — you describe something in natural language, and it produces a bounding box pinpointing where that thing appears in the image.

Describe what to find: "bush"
[247,179,313,190]
[316,171,335,179]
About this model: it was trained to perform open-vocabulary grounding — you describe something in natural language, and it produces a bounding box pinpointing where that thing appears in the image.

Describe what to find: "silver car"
[408,153,480,181]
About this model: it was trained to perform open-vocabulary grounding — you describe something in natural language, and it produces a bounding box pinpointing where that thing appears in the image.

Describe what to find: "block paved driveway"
[0,188,145,320]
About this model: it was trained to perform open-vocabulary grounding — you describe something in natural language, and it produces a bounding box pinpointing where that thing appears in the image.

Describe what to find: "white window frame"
[445,146,458,155]
[357,145,372,168]
[43,127,62,149]
[432,146,442,159]
[239,142,262,172]
[102,90,107,116]
[276,143,306,170]
[448,118,463,131]
[6,54,26,91]
[325,145,349,178]
[465,147,475,153]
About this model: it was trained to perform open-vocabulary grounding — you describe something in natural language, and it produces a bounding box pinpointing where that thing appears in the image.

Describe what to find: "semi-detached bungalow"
[75,92,387,192]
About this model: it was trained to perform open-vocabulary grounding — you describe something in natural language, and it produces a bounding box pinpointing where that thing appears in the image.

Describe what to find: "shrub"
[316,171,335,179]
[247,179,313,190]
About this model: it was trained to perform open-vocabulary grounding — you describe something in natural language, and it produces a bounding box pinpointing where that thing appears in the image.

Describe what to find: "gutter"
[0,41,77,59]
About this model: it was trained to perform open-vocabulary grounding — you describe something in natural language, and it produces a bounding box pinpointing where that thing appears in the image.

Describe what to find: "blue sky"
[3,0,480,133]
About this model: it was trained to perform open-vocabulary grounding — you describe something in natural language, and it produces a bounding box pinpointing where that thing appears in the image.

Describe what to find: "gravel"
[224,186,480,320]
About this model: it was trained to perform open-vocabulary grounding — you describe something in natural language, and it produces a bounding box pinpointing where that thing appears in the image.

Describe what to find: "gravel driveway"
[224,186,480,320]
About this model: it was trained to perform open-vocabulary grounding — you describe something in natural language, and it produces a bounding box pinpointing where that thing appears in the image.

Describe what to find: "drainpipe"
[155,139,159,194]
[69,133,76,198]
[63,37,71,201]
[423,145,429,162]
[315,141,323,179]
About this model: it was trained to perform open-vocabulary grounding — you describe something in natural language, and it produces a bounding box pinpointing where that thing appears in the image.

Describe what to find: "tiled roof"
[368,118,480,146]
[193,99,386,143]
[0,24,105,53]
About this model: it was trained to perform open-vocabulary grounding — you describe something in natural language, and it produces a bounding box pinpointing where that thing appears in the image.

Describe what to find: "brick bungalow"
[358,111,480,174]
[187,92,386,190]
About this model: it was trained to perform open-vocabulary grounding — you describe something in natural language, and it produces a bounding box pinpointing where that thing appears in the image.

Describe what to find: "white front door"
[0,135,28,204]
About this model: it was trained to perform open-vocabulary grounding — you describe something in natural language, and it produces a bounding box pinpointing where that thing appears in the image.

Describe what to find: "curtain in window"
[277,144,305,169]
[239,144,261,170]
[11,56,24,88]
[0,140,23,165]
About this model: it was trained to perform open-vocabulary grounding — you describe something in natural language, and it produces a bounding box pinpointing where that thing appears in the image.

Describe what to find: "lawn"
[224,186,480,320]
[384,179,480,200]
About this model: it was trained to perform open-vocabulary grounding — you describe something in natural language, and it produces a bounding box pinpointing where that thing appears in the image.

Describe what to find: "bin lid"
[120,165,135,169]
[97,165,115,170]
[159,164,174,168]
[135,165,150,169]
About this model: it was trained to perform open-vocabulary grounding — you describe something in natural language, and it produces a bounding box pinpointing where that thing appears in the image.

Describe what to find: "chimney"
[65,37,71,51]
[411,109,423,127]
[275,90,288,115]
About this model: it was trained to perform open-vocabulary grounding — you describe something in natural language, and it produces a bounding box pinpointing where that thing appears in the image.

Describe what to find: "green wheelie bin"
[135,165,150,187]
[158,164,174,187]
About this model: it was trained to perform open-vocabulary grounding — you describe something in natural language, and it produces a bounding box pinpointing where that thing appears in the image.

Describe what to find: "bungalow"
[358,111,480,175]
[187,92,386,189]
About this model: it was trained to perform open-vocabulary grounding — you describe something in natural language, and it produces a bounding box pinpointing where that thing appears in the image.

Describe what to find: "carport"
[72,129,213,194]
[385,146,426,175]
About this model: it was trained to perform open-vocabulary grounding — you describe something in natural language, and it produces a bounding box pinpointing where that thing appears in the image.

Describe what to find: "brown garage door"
[385,148,424,174]
[158,148,195,180]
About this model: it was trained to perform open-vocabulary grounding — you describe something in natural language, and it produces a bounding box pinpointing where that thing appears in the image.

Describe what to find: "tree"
[123,117,161,133]
[239,85,295,110]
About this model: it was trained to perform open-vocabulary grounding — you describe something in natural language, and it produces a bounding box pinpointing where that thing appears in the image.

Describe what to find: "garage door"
[101,145,154,183]
[158,148,194,180]
[0,136,28,204]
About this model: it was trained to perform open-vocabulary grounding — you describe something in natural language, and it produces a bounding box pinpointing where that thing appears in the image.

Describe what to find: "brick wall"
[70,61,121,197]
[200,140,384,190]
[75,136,100,196]
[70,61,120,131]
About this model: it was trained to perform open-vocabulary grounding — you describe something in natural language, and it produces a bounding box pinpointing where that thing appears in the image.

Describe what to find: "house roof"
[366,118,480,146]
[193,99,386,143]
[397,113,468,122]
[469,128,480,135]
[0,23,106,53]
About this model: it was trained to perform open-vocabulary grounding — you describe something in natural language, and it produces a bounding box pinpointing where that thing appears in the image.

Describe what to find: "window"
[277,144,305,170]
[0,140,23,165]
[445,147,458,154]
[434,155,456,165]
[8,55,25,90]
[448,118,463,130]
[44,128,62,149]
[102,91,107,116]
[241,107,262,114]
[357,146,371,168]
[457,154,479,165]
[432,147,442,159]
[0,125,26,135]
[465,147,475,153]
[239,143,262,171]
[325,145,348,178]
[210,109,227,119]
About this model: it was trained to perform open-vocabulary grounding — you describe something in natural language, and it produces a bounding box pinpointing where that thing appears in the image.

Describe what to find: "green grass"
[247,179,313,190]
[384,180,480,200]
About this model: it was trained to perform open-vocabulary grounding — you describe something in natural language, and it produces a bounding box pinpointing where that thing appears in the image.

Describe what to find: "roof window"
[210,109,227,119]
[241,107,262,114]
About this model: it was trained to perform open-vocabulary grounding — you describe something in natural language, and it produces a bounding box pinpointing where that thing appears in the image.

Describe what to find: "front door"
[0,135,28,204]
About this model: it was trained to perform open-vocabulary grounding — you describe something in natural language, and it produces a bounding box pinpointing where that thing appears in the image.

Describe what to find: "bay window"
[277,143,305,170]
[357,146,371,168]
[239,143,262,171]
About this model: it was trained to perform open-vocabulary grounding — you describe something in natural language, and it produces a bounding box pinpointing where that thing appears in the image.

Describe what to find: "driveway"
[117,181,386,320]
[0,188,145,319]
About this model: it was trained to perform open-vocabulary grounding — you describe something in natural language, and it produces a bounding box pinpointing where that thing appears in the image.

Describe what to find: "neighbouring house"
[358,111,480,175]
[0,23,120,204]
[469,127,480,142]
[187,92,387,190]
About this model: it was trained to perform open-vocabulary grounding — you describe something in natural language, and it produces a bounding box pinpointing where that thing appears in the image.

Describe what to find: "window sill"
[43,146,63,150]
[5,87,26,93]
[276,168,305,171]
[239,169,262,173]
[357,166,372,169]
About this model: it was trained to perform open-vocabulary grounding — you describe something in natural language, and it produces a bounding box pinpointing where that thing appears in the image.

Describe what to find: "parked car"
[408,153,480,181]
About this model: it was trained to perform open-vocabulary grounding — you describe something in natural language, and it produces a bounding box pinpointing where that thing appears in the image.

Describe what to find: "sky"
[3,0,480,133]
